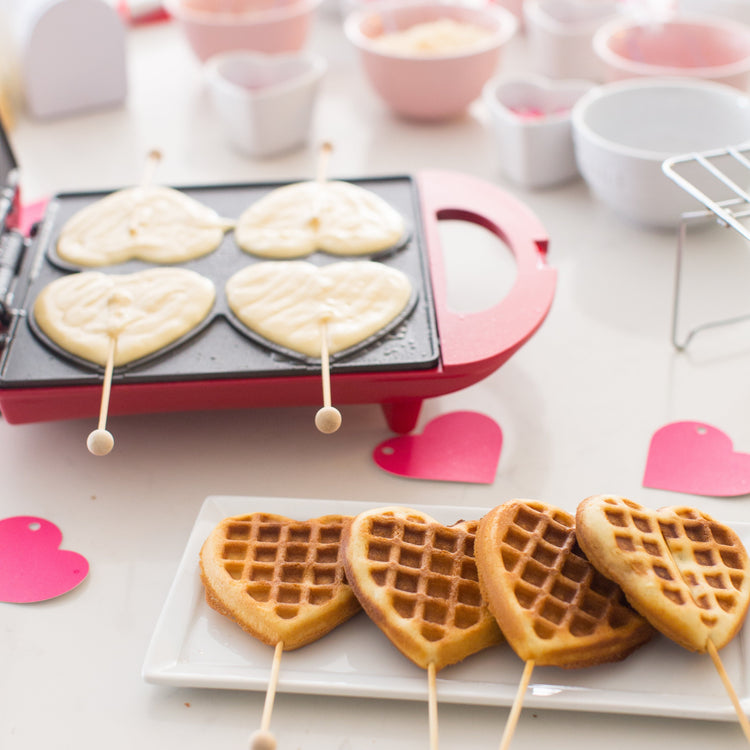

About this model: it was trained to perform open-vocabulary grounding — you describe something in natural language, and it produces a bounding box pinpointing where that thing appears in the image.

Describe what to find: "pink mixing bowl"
[593,13,750,89]
[344,0,518,121]
[166,0,322,61]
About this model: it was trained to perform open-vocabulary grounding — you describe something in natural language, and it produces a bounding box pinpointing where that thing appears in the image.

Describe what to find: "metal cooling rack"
[663,144,750,350]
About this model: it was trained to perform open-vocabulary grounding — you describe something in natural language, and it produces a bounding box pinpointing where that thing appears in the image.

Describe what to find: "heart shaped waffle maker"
[476,500,654,667]
[200,513,362,650]
[341,506,503,670]
[576,495,750,652]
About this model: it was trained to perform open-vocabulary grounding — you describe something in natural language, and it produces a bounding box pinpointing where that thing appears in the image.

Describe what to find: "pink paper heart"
[0,517,89,603]
[643,421,750,497]
[373,411,502,484]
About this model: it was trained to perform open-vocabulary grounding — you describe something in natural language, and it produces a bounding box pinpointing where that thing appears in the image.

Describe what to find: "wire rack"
[663,144,750,350]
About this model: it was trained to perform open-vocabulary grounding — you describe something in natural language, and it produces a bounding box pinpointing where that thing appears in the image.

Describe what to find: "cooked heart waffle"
[200,513,362,650]
[576,495,750,652]
[341,506,503,671]
[475,500,654,668]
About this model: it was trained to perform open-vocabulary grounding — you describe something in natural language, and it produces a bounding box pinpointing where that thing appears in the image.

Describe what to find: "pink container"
[166,0,322,61]
[593,13,750,89]
[344,0,518,121]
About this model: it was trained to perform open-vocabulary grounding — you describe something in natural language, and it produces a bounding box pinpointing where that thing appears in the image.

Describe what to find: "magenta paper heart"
[643,421,750,497]
[373,411,502,484]
[0,517,89,603]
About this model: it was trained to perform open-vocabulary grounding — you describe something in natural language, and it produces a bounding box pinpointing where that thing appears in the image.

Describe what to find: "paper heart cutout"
[373,411,502,484]
[476,500,654,667]
[643,421,750,497]
[576,495,750,652]
[342,506,503,670]
[33,267,216,366]
[0,517,89,603]
[226,260,413,358]
[56,185,233,266]
[199,513,362,649]
[234,180,406,259]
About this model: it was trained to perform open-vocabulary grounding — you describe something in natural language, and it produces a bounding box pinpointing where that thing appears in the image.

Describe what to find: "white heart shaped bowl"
[166,0,323,61]
[571,77,750,228]
[205,50,326,156]
[484,73,594,188]
[343,0,519,121]
[592,12,750,89]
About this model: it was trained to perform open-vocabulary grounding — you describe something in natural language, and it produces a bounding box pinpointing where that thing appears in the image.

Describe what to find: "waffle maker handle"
[417,170,556,373]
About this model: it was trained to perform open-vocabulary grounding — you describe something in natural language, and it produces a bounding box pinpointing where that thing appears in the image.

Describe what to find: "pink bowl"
[593,13,750,89]
[166,0,322,61]
[344,0,518,121]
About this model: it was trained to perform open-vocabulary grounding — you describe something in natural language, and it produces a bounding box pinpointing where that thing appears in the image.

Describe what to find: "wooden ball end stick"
[315,317,341,434]
[87,335,116,456]
[249,641,284,750]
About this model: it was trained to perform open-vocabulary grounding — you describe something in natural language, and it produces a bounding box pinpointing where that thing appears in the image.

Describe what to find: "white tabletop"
[4,7,750,750]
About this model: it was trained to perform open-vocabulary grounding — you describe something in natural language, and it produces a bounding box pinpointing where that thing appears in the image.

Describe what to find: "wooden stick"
[86,336,116,456]
[428,662,439,750]
[141,149,162,187]
[707,639,750,743]
[498,660,535,750]
[249,641,284,750]
[314,318,342,434]
[315,141,333,184]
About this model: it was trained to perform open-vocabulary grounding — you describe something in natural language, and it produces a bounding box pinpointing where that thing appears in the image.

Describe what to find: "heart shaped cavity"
[225,260,413,359]
[234,180,406,258]
[576,495,750,652]
[643,421,750,497]
[342,506,503,670]
[33,268,216,367]
[0,517,89,603]
[373,411,502,484]
[56,185,233,267]
[200,513,361,649]
[476,500,654,667]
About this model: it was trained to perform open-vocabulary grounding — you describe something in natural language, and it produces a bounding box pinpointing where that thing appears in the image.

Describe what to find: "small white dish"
[524,0,618,81]
[205,50,326,157]
[484,73,594,189]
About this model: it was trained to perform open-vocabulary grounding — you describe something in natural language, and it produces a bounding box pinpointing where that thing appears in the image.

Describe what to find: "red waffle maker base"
[0,170,556,433]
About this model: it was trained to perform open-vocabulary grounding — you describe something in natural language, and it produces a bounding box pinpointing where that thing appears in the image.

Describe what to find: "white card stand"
[10,0,127,119]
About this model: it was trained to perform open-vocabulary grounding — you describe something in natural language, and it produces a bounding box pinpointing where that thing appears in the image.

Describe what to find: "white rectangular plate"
[142,496,750,720]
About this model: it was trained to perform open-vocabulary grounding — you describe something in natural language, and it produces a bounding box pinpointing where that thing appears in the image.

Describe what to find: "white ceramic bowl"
[344,0,518,121]
[571,77,750,228]
[593,12,750,89]
[205,50,326,156]
[166,0,322,61]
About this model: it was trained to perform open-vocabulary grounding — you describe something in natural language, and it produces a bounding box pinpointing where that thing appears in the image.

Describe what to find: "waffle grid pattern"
[600,497,747,625]
[499,504,635,640]
[218,514,347,621]
[363,513,484,643]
